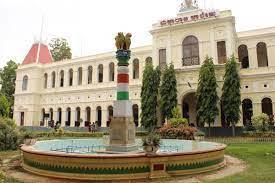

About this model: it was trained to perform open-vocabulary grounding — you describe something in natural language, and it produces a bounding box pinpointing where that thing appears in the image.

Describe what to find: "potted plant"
[142,132,161,155]
[23,131,36,145]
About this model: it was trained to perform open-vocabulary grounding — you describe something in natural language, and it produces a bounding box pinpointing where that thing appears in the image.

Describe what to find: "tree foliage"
[141,63,161,131]
[160,64,178,120]
[0,118,20,151]
[0,60,18,117]
[0,93,10,118]
[49,38,72,61]
[196,57,219,132]
[221,56,241,136]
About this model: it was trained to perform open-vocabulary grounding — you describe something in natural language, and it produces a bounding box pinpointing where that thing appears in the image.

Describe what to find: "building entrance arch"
[181,92,197,126]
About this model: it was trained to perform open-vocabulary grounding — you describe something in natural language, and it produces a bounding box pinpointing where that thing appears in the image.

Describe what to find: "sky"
[0,0,275,68]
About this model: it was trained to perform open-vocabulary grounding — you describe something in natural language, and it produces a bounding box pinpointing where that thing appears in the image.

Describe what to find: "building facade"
[13,1,275,128]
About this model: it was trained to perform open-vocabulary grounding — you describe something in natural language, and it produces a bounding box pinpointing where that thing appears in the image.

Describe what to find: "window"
[66,107,71,126]
[133,59,139,79]
[145,57,152,65]
[182,36,199,66]
[57,108,62,123]
[98,64,103,83]
[85,107,91,126]
[107,106,113,127]
[22,75,28,91]
[77,67,82,85]
[60,70,64,87]
[96,106,102,127]
[132,104,139,127]
[159,49,167,69]
[44,73,48,89]
[257,42,268,67]
[69,69,73,86]
[109,62,115,81]
[51,71,56,88]
[217,41,227,64]
[88,66,93,84]
[238,45,249,69]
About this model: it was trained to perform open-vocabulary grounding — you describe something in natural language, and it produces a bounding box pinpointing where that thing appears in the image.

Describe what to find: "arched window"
[49,108,53,121]
[44,73,48,89]
[182,36,199,66]
[87,66,93,84]
[109,62,115,81]
[85,107,91,127]
[96,106,102,127]
[60,70,64,87]
[217,41,227,64]
[242,99,253,126]
[51,71,56,88]
[57,108,62,124]
[98,64,103,83]
[69,69,73,86]
[77,67,82,85]
[41,108,45,126]
[107,106,113,127]
[132,104,139,127]
[22,75,28,91]
[262,98,273,118]
[75,107,81,127]
[66,107,71,126]
[257,42,268,67]
[133,59,139,79]
[145,57,152,65]
[238,45,249,69]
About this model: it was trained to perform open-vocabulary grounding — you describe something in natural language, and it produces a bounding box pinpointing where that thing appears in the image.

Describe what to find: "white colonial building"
[14,1,275,128]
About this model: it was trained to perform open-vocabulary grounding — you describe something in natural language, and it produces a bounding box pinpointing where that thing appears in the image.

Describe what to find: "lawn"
[209,143,275,183]
[1,143,275,183]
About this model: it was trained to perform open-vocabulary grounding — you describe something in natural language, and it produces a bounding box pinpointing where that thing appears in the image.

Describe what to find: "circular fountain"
[21,33,226,181]
[21,138,226,180]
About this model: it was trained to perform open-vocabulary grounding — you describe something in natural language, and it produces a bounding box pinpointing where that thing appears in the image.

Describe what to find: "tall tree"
[221,55,241,137]
[160,64,178,120]
[49,38,72,61]
[0,60,18,117]
[196,56,219,136]
[141,63,161,131]
[0,92,10,117]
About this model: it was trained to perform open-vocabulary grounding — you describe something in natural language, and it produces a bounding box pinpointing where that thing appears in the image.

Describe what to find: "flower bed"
[158,124,197,140]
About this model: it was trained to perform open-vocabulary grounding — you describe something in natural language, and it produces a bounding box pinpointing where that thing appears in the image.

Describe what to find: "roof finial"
[179,0,199,12]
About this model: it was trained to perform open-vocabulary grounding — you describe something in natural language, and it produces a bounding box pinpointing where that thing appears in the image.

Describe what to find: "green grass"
[209,143,275,183]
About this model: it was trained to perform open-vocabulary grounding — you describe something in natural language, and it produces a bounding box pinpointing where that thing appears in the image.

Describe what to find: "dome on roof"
[22,42,53,65]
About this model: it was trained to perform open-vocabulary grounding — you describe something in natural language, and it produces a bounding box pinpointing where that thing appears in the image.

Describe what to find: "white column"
[73,70,78,86]
[210,27,217,64]
[81,109,86,127]
[103,64,108,83]
[64,70,69,87]
[102,109,107,127]
[83,68,88,85]
[248,45,257,69]
[61,109,66,127]
[267,44,275,67]
[71,109,76,127]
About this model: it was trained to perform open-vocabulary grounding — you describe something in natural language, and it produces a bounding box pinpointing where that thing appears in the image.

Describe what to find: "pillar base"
[107,117,138,152]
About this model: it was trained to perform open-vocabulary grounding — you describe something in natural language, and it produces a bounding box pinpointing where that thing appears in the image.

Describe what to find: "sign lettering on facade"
[159,11,219,27]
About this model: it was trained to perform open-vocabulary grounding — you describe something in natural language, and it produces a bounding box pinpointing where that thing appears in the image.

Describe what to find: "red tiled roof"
[22,43,53,65]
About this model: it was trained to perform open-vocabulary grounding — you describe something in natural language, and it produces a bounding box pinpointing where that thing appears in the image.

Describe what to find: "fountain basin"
[21,139,226,180]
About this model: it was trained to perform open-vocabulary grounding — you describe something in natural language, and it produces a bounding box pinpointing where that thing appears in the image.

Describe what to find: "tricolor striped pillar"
[113,50,132,118]
[117,66,129,100]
